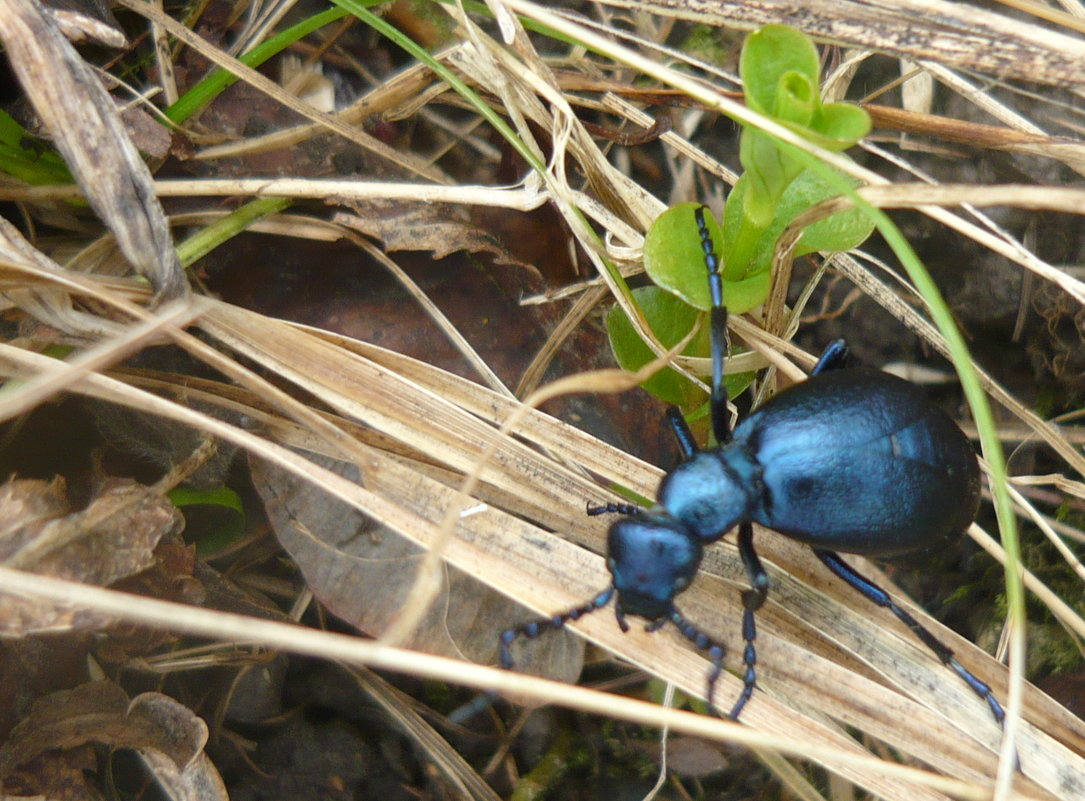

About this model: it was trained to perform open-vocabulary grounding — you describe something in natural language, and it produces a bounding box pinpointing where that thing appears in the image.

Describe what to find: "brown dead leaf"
[0,477,182,635]
[251,453,583,682]
[335,201,542,274]
[637,735,728,778]
[127,693,229,801]
[0,681,227,801]
[0,680,129,775]
[3,746,101,801]
[119,104,173,161]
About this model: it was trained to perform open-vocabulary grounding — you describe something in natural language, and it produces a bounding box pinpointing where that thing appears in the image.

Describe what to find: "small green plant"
[0,110,72,185]
[609,25,873,414]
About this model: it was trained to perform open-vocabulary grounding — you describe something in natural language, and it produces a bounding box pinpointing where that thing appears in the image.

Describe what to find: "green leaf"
[807,103,872,150]
[773,71,816,127]
[606,286,708,407]
[0,151,69,185]
[740,25,819,115]
[0,110,71,184]
[168,486,246,557]
[0,111,29,146]
[641,28,873,342]
[789,172,875,255]
[721,174,751,269]
[646,201,772,313]
[721,173,781,295]
[169,485,244,514]
[643,202,722,309]
[737,170,875,272]
[176,196,292,268]
[738,128,804,228]
[606,286,755,409]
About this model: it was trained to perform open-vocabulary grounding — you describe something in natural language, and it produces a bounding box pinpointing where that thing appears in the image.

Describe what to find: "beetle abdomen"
[737,368,981,555]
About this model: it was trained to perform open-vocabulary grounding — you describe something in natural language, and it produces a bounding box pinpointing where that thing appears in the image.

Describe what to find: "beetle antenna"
[499,587,614,670]
[586,501,640,517]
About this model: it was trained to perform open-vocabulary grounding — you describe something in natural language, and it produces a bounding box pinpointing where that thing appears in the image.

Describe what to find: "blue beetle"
[501,206,1001,724]
[652,364,980,558]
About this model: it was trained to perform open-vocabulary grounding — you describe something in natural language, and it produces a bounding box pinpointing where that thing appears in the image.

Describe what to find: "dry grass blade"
[1,0,1083,797]
[347,667,503,801]
[594,0,1085,88]
[11,294,1065,797]
[0,306,1082,797]
[111,0,449,183]
[0,0,185,299]
[0,564,1038,801]
[317,335,1085,796]
[0,300,201,423]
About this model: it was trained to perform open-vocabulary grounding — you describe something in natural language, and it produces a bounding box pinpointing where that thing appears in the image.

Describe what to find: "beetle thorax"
[656,447,760,541]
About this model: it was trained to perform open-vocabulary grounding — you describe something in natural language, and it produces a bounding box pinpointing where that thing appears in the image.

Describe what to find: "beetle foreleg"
[670,608,727,718]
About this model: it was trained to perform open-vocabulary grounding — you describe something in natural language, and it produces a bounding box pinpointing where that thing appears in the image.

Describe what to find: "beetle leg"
[728,521,769,720]
[499,587,614,670]
[811,339,850,375]
[665,406,699,460]
[813,549,1006,726]
[669,608,727,718]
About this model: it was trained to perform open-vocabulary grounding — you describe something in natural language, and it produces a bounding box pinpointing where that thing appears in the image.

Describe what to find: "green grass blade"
[175,196,292,268]
[164,6,352,124]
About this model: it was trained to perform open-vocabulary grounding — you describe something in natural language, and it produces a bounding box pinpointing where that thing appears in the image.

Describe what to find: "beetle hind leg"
[811,339,850,375]
[813,549,1005,726]
[666,406,699,460]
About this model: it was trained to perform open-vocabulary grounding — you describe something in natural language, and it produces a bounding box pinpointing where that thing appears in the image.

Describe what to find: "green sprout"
[608,25,873,412]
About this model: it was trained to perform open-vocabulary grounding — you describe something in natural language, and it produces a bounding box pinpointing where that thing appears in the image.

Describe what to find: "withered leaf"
[335,202,541,273]
[0,681,227,801]
[0,477,182,635]
[43,0,125,48]
[251,454,583,682]
[0,0,186,299]
[3,747,101,801]
[127,693,229,801]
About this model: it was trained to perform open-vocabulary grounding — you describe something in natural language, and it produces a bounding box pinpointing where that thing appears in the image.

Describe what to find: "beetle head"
[607,511,702,621]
